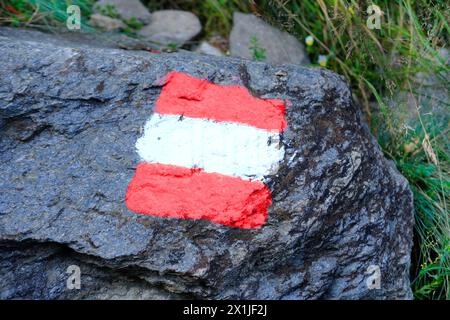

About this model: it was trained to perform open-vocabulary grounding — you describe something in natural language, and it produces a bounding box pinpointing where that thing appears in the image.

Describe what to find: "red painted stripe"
[125,163,271,228]
[155,72,287,132]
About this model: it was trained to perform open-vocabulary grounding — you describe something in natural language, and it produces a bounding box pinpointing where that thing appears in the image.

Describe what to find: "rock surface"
[138,10,201,46]
[89,13,126,31]
[230,12,310,65]
[94,0,152,24]
[195,41,224,56]
[0,28,414,299]
[388,47,449,124]
[0,27,161,52]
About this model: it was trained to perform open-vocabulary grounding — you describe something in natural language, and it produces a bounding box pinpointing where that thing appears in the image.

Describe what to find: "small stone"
[275,70,288,77]
[138,10,201,46]
[230,12,309,65]
[89,14,126,31]
[386,47,449,123]
[195,41,224,56]
[94,0,152,24]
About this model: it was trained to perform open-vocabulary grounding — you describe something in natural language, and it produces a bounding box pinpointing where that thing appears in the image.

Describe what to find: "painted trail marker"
[125,72,287,228]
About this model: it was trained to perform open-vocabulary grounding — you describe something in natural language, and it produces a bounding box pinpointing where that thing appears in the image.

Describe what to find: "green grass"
[377,97,449,299]
[95,3,120,19]
[250,0,449,299]
[249,35,267,61]
[0,0,95,30]
[1,0,449,299]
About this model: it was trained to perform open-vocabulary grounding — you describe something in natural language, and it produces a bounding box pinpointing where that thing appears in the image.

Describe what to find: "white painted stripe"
[136,114,285,180]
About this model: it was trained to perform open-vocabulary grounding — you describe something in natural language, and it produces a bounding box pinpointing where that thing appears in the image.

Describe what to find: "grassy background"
[0,0,95,29]
[0,0,448,299]
[252,0,449,299]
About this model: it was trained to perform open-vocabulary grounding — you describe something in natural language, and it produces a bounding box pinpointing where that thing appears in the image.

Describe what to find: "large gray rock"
[138,10,201,46]
[0,28,414,299]
[0,241,179,299]
[94,0,152,24]
[230,12,310,65]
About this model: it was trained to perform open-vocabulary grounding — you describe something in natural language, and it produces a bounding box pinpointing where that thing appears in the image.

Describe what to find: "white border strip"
[136,114,284,180]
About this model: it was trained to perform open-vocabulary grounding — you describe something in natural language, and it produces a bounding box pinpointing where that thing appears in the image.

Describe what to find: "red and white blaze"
[125,72,287,228]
